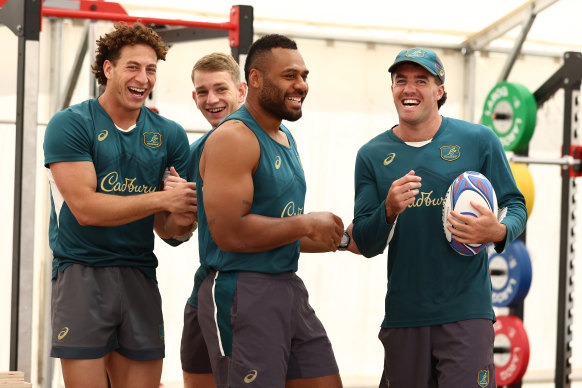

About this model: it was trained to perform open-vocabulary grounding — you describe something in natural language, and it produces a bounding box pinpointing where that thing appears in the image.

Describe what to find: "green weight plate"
[481,82,537,152]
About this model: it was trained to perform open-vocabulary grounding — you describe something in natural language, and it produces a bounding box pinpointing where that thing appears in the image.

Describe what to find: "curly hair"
[91,22,169,86]
[244,34,298,83]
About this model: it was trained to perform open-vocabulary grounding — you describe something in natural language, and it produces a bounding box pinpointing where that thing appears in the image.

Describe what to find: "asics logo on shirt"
[57,327,69,340]
[97,130,108,141]
[275,156,282,169]
[243,370,258,383]
[383,153,396,166]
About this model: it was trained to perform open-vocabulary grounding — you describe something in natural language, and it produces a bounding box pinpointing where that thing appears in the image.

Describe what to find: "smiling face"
[255,47,309,122]
[391,62,444,127]
[102,43,158,115]
[193,70,246,128]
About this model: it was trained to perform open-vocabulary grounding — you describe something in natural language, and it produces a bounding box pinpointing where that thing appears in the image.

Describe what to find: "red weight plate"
[493,315,530,386]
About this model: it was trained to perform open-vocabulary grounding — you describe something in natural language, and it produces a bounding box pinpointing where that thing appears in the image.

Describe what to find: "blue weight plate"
[489,239,532,307]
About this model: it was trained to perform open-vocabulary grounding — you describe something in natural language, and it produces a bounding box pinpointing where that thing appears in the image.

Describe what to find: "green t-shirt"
[44,99,190,280]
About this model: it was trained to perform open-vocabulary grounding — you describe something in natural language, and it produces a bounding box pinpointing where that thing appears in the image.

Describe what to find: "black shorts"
[51,265,165,360]
[378,319,495,388]
[198,271,339,387]
[180,302,212,373]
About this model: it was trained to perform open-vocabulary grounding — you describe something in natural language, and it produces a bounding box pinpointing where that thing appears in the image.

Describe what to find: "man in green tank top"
[175,34,345,388]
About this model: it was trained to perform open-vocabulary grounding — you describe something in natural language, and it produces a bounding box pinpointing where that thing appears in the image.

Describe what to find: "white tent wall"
[1,17,582,387]
[0,24,17,381]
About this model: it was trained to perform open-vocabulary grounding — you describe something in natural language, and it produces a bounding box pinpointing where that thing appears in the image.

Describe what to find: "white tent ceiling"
[118,0,582,56]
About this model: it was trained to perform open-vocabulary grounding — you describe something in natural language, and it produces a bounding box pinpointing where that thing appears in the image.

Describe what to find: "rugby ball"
[442,171,498,256]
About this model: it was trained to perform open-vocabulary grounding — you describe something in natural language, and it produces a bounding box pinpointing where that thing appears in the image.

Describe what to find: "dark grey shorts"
[50,265,165,360]
[198,271,339,388]
[180,302,212,374]
[378,319,496,388]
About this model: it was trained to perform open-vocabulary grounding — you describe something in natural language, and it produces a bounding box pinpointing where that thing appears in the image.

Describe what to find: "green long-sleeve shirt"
[353,116,527,328]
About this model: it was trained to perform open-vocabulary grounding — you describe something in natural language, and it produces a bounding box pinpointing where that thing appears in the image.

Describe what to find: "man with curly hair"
[43,22,196,388]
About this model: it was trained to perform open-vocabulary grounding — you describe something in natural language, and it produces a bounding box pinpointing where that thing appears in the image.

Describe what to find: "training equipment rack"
[533,51,582,388]
[508,51,582,388]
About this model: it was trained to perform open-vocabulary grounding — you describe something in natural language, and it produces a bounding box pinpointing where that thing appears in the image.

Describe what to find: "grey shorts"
[378,319,496,388]
[180,302,212,373]
[198,271,339,388]
[50,264,165,360]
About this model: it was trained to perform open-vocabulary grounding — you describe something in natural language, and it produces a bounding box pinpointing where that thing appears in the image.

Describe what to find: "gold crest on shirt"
[440,145,460,161]
[144,132,162,149]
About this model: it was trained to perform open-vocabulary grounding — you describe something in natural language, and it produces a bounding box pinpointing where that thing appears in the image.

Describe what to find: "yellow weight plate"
[510,163,535,218]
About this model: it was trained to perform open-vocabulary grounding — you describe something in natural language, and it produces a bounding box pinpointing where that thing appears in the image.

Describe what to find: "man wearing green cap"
[346,48,527,387]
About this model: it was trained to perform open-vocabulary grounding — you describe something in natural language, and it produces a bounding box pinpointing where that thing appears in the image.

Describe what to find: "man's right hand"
[163,179,197,215]
[385,170,422,224]
[305,212,344,251]
[154,167,197,239]
[163,166,188,190]
[163,166,197,216]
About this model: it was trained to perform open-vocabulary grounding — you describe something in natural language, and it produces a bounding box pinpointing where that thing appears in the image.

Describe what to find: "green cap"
[388,48,445,84]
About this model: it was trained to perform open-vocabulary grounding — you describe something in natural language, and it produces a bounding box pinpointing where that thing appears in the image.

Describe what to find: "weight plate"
[489,239,532,307]
[494,315,530,386]
[482,82,537,152]
[510,163,535,218]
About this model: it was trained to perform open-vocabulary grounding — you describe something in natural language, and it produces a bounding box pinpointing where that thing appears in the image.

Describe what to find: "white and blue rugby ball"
[442,171,498,256]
